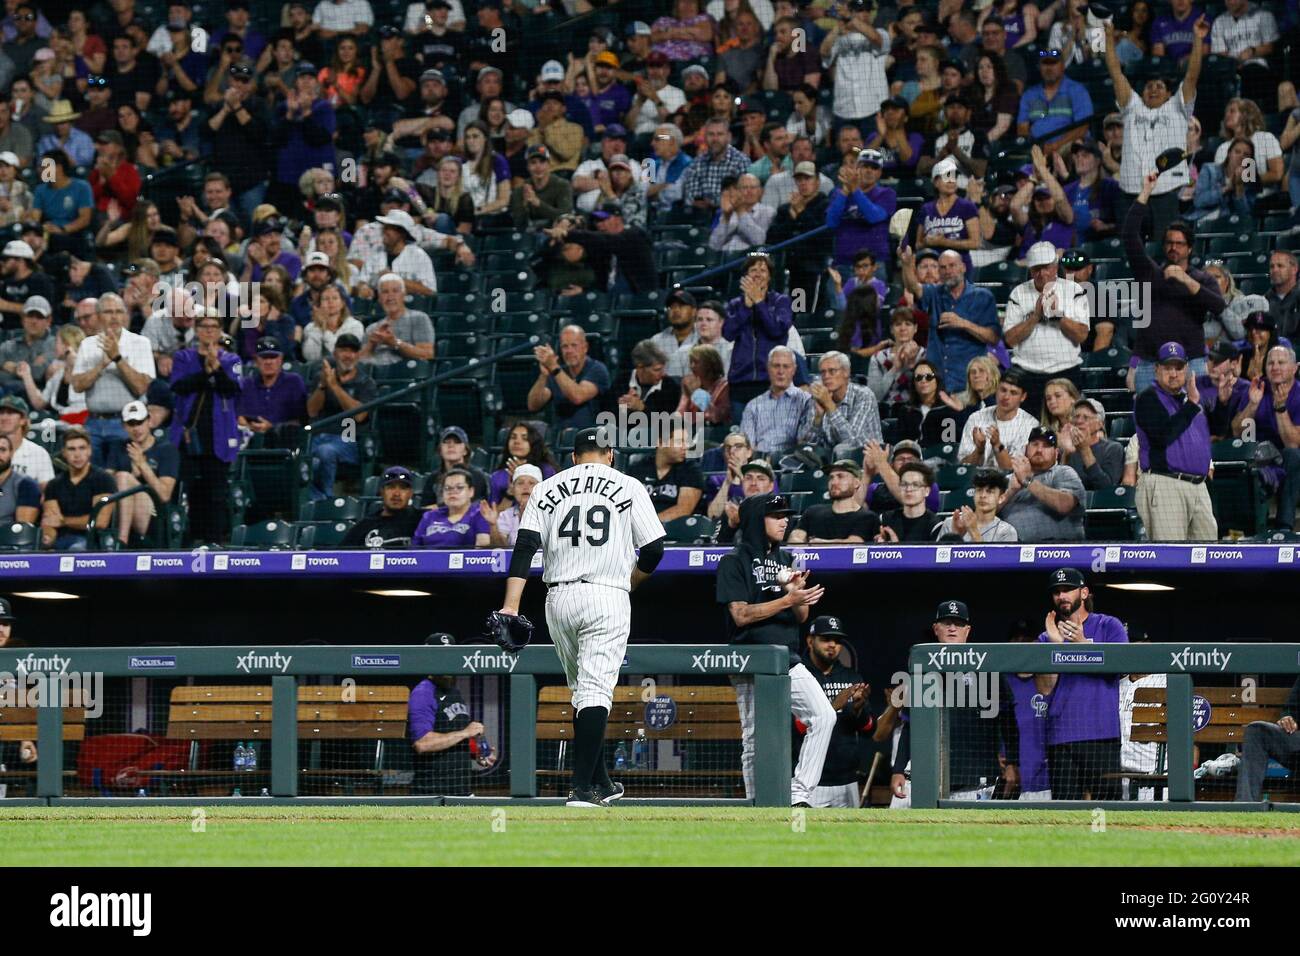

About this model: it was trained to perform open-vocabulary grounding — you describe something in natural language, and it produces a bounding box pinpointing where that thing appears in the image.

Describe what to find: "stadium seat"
[490,312,551,338]
[923,443,958,463]
[936,463,973,494]
[662,515,717,544]
[1210,439,1266,537]
[296,521,355,549]
[1085,487,1140,541]
[230,520,299,550]
[0,521,38,552]
[433,380,500,445]
[495,355,546,415]
[1082,347,1132,370]
[300,496,365,523]
[234,449,311,522]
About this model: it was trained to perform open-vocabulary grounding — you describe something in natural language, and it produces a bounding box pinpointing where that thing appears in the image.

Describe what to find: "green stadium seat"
[1082,346,1132,370]
[1210,438,1266,537]
[296,521,355,549]
[300,496,365,523]
[495,355,545,415]
[433,380,500,445]
[0,521,38,552]
[923,442,958,463]
[491,312,551,338]
[230,519,299,550]
[234,449,310,522]
[662,515,717,544]
[936,463,974,493]
[1084,486,1139,541]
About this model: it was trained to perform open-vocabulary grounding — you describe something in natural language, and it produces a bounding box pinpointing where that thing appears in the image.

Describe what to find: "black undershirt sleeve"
[507,529,542,579]
[636,535,666,574]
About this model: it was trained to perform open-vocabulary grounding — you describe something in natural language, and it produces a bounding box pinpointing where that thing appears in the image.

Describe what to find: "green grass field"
[2,807,1299,866]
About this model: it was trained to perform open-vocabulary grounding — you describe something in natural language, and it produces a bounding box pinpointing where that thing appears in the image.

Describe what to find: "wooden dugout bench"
[536,684,744,798]
[165,685,409,792]
[1126,685,1298,800]
[0,700,85,794]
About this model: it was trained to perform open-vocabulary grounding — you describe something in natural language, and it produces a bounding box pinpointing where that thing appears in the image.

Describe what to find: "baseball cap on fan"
[808,615,847,639]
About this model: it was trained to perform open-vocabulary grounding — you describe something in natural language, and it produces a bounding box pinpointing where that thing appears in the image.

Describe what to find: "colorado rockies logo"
[1032,694,1048,718]
[946,602,960,616]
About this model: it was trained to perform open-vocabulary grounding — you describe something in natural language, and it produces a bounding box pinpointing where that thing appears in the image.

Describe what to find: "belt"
[1150,469,1206,485]
[547,579,591,589]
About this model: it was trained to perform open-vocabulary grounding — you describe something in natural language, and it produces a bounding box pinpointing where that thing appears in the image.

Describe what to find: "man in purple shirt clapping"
[1034,568,1129,801]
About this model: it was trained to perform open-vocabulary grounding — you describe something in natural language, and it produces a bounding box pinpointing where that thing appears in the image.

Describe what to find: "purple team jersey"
[1036,612,1129,744]
[1004,673,1051,792]
[919,197,979,274]
[412,506,491,548]
[1151,9,1207,61]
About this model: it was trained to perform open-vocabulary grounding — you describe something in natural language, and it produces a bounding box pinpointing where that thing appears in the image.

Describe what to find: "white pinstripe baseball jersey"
[520,462,666,589]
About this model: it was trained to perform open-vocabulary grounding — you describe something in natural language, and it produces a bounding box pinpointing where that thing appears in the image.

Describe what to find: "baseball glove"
[484,611,534,653]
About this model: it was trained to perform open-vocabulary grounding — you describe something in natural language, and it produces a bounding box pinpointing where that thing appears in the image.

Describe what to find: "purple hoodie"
[169,348,244,464]
[723,292,794,386]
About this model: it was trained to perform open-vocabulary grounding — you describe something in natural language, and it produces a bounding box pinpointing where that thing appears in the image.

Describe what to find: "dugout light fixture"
[10,591,81,600]
[1105,582,1176,592]
[361,589,432,598]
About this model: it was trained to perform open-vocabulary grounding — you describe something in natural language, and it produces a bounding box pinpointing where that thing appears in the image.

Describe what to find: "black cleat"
[792,801,811,808]
[595,781,625,803]
[565,787,609,808]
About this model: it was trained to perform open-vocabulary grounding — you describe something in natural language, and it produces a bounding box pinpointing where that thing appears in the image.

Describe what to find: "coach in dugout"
[799,615,874,808]
[1034,568,1128,801]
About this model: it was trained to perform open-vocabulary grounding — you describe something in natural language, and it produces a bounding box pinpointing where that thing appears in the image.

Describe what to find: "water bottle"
[245,741,258,773]
[260,788,270,797]
[232,787,242,797]
[234,742,247,772]
[136,788,147,798]
[614,741,627,770]
[631,729,647,769]
[474,734,493,765]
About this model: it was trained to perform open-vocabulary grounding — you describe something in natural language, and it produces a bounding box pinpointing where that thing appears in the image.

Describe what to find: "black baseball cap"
[573,426,614,453]
[150,226,180,247]
[935,599,971,624]
[0,596,14,623]
[808,615,847,639]
[440,425,468,444]
[382,465,415,487]
[1048,567,1087,591]
[1208,341,1239,364]
[1060,248,1091,269]
[763,494,794,516]
[740,459,775,481]
[426,631,456,645]
[666,288,696,307]
[1027,426,1057,447]
[255,336,282,356]
[315,192,345,213]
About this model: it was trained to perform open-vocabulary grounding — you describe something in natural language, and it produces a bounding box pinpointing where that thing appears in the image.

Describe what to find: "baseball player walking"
[716,493,836,807]
[495,426,667,808]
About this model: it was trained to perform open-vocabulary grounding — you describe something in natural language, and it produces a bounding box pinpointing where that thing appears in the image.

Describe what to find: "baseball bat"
[859,751,883,808]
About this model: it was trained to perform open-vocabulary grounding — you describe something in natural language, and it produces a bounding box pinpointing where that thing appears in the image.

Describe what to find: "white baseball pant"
[545,582,630,711]
[732,664,837,805]
[1019,789,1053,801]
[810,782,860,808]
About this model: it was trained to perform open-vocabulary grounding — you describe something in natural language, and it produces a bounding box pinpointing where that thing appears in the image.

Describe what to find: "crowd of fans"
[2,0,1300,550]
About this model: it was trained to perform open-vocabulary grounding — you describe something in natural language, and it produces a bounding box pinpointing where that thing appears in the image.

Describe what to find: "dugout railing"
[906,642,1300,812]
[0,644,791,807]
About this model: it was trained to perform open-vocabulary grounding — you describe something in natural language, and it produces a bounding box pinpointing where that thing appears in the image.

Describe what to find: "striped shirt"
[1118,89,1194,196]
[313,0,374,31]
[957,405,1040,467]
[814,381,882,449]
[1210,5,1278,65]
[1003,277,1090,374]
[740,385,817,457]
[823,29,891,121]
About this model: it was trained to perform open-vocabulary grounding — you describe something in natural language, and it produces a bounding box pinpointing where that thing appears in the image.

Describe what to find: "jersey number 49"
[558,505,611,547]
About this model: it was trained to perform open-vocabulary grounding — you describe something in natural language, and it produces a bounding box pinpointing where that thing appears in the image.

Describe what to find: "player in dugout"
[717,492,835,808]
[798,614,875,808]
